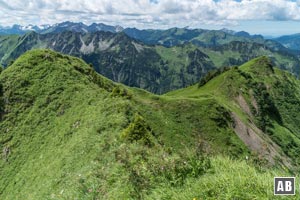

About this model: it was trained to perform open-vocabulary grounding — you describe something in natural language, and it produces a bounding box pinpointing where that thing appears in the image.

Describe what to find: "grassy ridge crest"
[0,50,299,199]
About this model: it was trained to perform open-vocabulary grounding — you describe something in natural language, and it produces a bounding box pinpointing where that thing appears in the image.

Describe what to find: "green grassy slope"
[0,50,299,199]
[168,56,300,168]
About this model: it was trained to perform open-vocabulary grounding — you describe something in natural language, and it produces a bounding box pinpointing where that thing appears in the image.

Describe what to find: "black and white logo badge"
[274,177,295,195]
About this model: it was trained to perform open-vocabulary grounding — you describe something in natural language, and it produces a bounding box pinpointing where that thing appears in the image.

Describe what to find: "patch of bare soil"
[236,94,252,117]
[231,112,291,168]
[250,90,259,114]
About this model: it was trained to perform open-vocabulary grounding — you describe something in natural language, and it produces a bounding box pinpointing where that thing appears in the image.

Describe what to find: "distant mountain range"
[1,21,300,94]
[0,21,123,35]
[123,27,266,47]
[0,24,50,35]
[274,33,300,51]
[2,21,300,52]
[1,30,300,94]
[0,21,280,46]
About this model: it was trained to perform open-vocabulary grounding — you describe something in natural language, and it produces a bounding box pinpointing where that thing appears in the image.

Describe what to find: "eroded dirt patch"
[236,94,252,117]
[231,112,291,168]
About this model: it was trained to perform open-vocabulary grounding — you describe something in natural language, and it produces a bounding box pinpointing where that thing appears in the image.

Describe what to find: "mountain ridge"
[1,50,300,198]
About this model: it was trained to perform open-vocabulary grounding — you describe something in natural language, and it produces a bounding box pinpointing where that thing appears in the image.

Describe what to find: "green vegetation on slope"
[0,50,299,199]
[168,56,300,169]
[147,156,294,200]
[1,31,300,94]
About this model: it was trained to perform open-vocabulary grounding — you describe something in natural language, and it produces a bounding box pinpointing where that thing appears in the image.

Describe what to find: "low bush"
[111,86,132,99]
[121,113,155,146]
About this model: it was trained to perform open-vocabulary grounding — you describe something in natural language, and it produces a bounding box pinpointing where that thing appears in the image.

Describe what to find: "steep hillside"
[168,56,300,167]
[0,50,300,199]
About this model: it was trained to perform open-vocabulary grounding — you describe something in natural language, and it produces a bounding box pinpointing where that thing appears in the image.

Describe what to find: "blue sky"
[199,21,300,37]
[1,0,300,36]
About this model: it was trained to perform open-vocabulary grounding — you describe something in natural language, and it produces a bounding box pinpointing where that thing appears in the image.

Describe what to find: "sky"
[1,0,300,36]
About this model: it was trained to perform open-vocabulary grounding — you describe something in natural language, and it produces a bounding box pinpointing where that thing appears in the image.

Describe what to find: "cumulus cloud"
[0,0,300,28]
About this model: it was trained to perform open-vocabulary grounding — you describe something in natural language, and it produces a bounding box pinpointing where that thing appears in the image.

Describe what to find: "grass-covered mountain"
[1,49,300,199]
[1,31,300,94]
[170,56,300,168]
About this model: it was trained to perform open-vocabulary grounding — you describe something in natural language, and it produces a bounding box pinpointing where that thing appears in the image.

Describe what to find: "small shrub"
[111,86,132,99]
[121,113,155,146]
[237,69,252,80]
[210,106,233,128]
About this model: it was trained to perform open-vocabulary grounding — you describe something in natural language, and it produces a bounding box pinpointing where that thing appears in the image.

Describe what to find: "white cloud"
[1,0,300,28]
